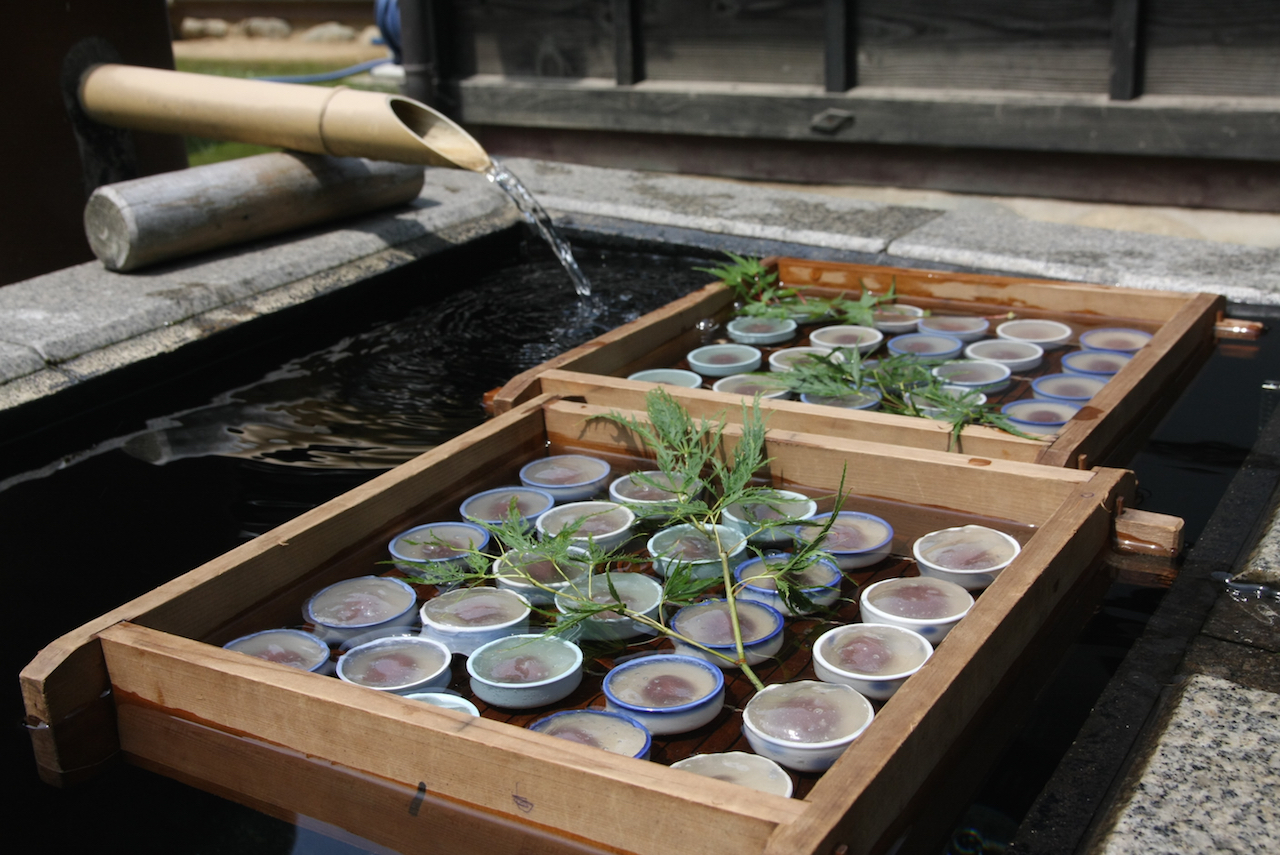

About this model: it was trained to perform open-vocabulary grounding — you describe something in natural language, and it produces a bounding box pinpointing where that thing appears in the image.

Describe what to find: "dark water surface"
[7,233,1277,854]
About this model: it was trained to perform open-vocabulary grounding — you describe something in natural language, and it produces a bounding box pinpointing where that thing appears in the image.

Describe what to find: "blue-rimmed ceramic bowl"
[1000,399,1082,435]
[886,333,964,360]
[733,554,842,616]
[669,599,785,669]
[603,654,726,735]
[794,511,894,570]
[529,709,652,760]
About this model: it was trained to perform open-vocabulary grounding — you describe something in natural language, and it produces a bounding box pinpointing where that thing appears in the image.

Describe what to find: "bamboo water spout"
[78,64,490,172]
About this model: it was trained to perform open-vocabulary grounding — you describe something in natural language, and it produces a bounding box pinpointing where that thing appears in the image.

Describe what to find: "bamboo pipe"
[79,64,491,172]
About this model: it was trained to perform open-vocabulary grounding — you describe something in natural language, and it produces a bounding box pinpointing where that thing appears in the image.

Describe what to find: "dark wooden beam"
[1110,0,1145,100]
[613,0,644,86]
[824,0,857,93]
[399,0,439,107]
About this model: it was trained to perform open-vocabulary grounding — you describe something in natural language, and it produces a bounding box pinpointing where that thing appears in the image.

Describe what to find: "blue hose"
[254,57,393,84]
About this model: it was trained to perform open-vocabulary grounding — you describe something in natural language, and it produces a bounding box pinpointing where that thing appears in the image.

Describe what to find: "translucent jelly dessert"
[824,625,929,676]
[1001,399,1081,434]
[555,572,662,640]
[626,368,702,387]
[469,635,579,684]
[796,512,893,569]
[711,374,790,398]
[744,681,872,744]
[520,454,609,490]
[887,333,963,357]
[917,315,989,340]
[610,471,699,506]
[671,599,783,668]
[734,554,843,616]
[964,339,1044,371]
[723,490,817,545]
[223,629,329,672]
[536,501,634,550]
[647,524,745,578]
[530,710,651,759]
[864,576,972,621]
[916,525,1018,573]
[995,319,1073,348]
[607,657,720,709]
[808,325,883,352]
[769,347,830,371]
[337,637,449,691]
[461,487,554,524]
[1033,373,1106,402]
[670,752,793,797]
[392,522,487,562]
[932,361,1010,389]
[800,389,881,410]
[1079,327,1152,353]
[739,556,837,591]
[871,304,924,333]
[1062,350,1132,376]
[305,576,416,636]
[421,587,530,628]
[494,551,588,586]
[687,344,762,377]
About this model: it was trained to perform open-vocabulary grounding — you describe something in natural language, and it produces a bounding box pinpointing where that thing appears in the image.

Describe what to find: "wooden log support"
[1109,0,1146,101]
[612,0,645,86]
[823,0,857,94]
[84,153,424,271]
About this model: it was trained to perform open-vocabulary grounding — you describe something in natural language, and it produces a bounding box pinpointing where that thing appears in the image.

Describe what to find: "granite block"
[888,212,1280,304]
[0,340,44,383]
[1183,635,1280,694]
[501,157,942,253]
[1093,674,1279,855]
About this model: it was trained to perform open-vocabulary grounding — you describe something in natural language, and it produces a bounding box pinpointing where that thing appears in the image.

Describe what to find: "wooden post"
[1110,0,1145,100]
[613,0,645,86]
[824,0,857,93]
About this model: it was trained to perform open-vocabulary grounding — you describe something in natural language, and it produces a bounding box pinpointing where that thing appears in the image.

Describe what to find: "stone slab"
[0,340,44,384]
[1092,674,1279,855]
[499,157,943,254]
[888,211,1280,304]
[1183,635,1280,694]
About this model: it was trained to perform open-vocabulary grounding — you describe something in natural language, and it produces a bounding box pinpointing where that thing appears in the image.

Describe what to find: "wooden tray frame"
[492,258,1223,469]
[24,392,1136,855]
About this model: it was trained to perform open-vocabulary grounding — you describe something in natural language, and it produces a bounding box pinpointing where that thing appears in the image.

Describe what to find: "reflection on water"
[119,248,709,470]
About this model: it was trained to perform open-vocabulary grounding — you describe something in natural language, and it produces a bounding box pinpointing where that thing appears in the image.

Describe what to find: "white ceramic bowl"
[812,624,933,700]
[647,523,747,579]
[917,315,989,342]
[1032,373,1107,404]
[794,512,894,570]
[528,709,652,760]
[1079,327,1153,353]
[303,576,418,643]
[931,360,1012,393]
[336,635,452,694]
[608,471,702,520]
[626,368,704,388]
[490,547,592,606]
[460,487,555,529]
[733,554,842,617]
[223,628,332,674]
[799,387,883,411]
[536,500,636,551]
[886,333,964,360]
[603,654,726,735]
[859,576,974,644]
[913,524,1022,591]
[687,344,763,377]
[726,316,798,346]
[404,692,481,716]
[519,454,611,501]
[964,339,1045,372]
[419,587,532,656]
[769,346,838,372]
[1061,349,1132,378]
[388,521,490,575]
[554,572,663,641]
[871,303,924,333]
[669,599,785,669]
[711,373,792,400]
[808,325,884,355]
[1001,399,1082,435]
[670,752,794,797]
[907,385,988,420]
[721,489,817,545]
[741,681,874,772]
[466,633,584,709]
[996,319,1073,349]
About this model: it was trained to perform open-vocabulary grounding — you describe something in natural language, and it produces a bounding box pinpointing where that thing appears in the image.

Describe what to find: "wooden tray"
[492,258,1224,469]
[23,392,1138,855]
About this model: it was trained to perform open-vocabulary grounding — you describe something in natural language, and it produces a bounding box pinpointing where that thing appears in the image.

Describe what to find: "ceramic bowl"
[1061,349,1132,378]
[1079,327,1153,353]
[813,624,933,700]
[669,599,785,669]
[336,636,452,694]
[726,316,798,346]
[907,385,988,420]
[913,524,1022,591]
[741,681,874,772]
[647,523,747,579]
[768,346,838,372]
[859,576,974,644]
[303,576,418,643]
[886,333,964,360]
[529,709,653,760]
[687,344,762,377]
[799,387,882,411]
[626,368,704,388]
[223,628,332,674]
[808,325,884,355]
[460,486,555,529]
[404,692,481,716]
[670,752,794,797]
[536,500,636,551]
[603,654,726,735]
[916,315,989,342]
[870,303,924,333]
[490,547,591,606]
[1001,399,1082,435]
[519,454,611,501]
[931,360,1012,393]
[554,572,663,641]
[608,471,702,519]
[1032,372,1107,404]
[721,489,817,545]
[419,587,532,656]
[467,634,584,709]
[733,554,842,617]
[711,373,791,400]
[996,319,1073,349]
[794,512,894,570]
[388,521,490,575]
[963,338,1044,372]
